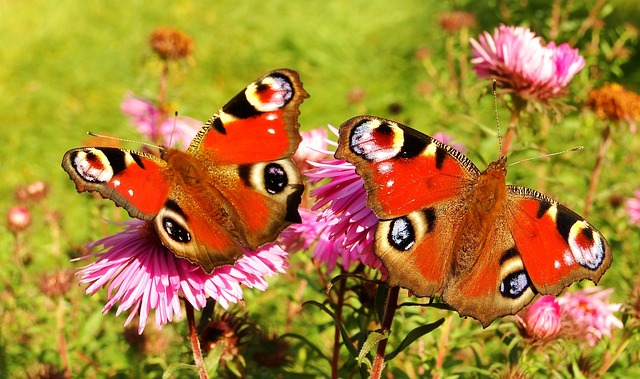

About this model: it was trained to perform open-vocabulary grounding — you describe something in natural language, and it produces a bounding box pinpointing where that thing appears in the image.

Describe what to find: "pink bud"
[8,206,31,233]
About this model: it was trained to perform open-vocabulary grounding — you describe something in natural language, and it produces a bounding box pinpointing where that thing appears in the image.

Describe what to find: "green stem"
[331,278,346,379]
[583,123,612,217]
[370,286,399,379]
[185,300,209,379]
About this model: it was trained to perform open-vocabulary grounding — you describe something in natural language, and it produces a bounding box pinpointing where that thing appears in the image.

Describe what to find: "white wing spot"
[266,114,277,121]
[113,179,121,187]
[378,162,392,174]
[128,189,134,197]
[568,221,604,269]
[267,128,276,134]
[386,179,394,188]
[563,250,575,266]
[554,260,561,269]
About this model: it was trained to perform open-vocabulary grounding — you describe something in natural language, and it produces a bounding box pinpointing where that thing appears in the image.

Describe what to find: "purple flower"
[307,126,383,274]
[121,94,201,149]
[76,220,288,333]
[626,189,640,226]
[277,208,325,253]
[558,287,623,346]
[470,24,585,102]
[432,131,466,154]
[516,295,562,341]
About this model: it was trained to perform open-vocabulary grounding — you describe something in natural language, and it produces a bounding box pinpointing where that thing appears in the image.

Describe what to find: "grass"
[1,0,639,377]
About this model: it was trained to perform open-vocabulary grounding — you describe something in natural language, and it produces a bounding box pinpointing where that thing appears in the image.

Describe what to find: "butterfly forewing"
[336,116,479,219]
[190,69,308,165]
[61,147,170,220]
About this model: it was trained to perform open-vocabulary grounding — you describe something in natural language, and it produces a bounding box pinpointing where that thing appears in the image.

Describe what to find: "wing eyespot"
[264,163,288,194]
[388,216,416,251]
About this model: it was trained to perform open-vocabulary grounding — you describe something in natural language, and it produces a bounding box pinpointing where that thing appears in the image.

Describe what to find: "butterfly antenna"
[492,80,503,156]
[508,146,584,167]
[167,111,178,148]
[87,132,163,151]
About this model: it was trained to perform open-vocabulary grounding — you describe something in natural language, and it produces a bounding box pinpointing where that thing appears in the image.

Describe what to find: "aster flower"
[307,127,467,274]
[516,295,562,342]
[76,220,289,334]
[292,128,329,174]
[558,287,623,346]
[438,11,476,33]
[308,149,381,274]
[626,189,640,227]
[149,27,194,61]
[587,82,640,133]
[277,208,325,253]
[121,94,201,149]
[7,206,31,234]
[470,24,585,103]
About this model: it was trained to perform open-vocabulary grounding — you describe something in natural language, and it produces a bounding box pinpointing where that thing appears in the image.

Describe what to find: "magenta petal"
[76,220,289,333]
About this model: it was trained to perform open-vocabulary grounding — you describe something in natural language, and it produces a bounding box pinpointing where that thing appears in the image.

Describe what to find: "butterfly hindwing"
[506,186,611,294]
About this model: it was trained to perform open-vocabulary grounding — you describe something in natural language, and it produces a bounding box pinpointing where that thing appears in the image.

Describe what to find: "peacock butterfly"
[62,69,308,274]
[335,116,612,326]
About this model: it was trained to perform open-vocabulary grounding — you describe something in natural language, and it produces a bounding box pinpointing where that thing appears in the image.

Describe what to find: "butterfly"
[335,116,612,326]
[62,69,308,274]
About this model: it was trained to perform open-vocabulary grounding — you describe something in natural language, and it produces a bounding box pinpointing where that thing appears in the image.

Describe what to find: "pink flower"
[76,220,288,334]
[278,208,325,253]
[558,287,623,346]
[516,295,562,341]
[121,94,201,149]
[307,126,382,274]
[470,24,585,102]
[293,128,329,174]
[7,206,31,233]
[626,189,640,226]
[432,131,466,154]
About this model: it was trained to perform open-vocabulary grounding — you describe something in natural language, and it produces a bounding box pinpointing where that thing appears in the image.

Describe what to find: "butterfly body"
[336,116,611,326]
[63,69,308,273]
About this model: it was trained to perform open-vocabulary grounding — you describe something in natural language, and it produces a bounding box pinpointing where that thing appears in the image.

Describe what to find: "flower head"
[15,180,48,202]
[149,27,194,61]
[516,295,562,341]
[7,206,31,233]
[558,287,623,346]
[587,82,640,132]
[626,189,640,226]
[470,24,585,103]
[292,128,329,174]
[76,220,288,333]
[121,94,201,148]
[307,126,382,273]
[438,11,476,33]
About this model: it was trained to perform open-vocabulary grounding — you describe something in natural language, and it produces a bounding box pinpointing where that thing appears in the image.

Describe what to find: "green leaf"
[385,318,445,361]
[357,330,388,369]
[302,300,358,357]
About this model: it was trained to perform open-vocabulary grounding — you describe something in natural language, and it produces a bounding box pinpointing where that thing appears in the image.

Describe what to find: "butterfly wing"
[61,147,170,220]
[164,69,307,268]
[337,116,482,297]
[188,69,307,164]
[505,186,611,294]
[62,147,245,272]
[336,116,480,218]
